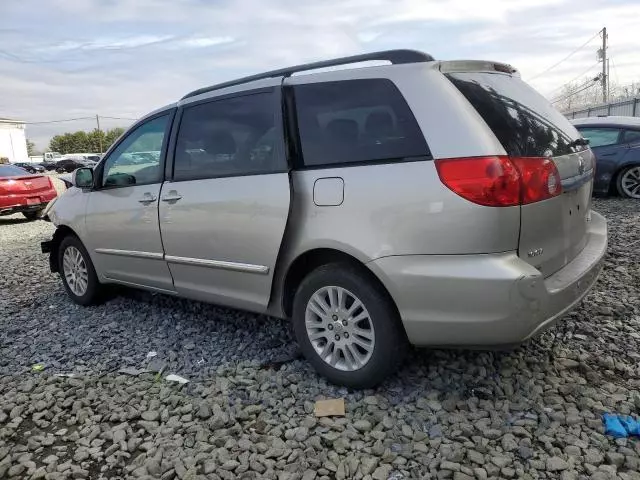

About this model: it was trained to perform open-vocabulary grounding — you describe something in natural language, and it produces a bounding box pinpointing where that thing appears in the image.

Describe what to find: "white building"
[0,118,28,163]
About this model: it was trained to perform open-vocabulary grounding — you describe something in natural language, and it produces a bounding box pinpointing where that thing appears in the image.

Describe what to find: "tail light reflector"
[435,155,562,207]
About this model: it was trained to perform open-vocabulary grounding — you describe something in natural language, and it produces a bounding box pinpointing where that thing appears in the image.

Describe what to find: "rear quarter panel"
[280,160,520,261]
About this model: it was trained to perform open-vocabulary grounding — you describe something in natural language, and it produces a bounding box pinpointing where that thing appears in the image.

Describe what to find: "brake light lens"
[510,156,562,204]
[435,155,562,207]
[434,156,521,207]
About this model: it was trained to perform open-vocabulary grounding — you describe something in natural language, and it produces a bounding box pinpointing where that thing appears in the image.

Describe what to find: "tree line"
[46,128,126,155]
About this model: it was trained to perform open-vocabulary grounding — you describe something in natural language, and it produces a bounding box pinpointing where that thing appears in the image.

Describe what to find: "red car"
[0,165,57,220]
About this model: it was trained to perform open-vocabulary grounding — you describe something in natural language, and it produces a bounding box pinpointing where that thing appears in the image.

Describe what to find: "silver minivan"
[42,50,607,387]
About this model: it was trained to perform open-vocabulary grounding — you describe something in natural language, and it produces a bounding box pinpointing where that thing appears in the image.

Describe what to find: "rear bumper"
[368,211,607,346]
[0,190,57,216]
[0,202,51,216]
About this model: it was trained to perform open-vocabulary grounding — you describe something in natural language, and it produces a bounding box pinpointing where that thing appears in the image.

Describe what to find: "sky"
[1,0,639,150]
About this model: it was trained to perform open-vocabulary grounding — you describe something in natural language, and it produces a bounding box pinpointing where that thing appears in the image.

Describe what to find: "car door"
[84,110,176,292]
[159,87,291,312]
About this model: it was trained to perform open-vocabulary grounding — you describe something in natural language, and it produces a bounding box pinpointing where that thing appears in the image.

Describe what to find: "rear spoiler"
[435,60,519,76]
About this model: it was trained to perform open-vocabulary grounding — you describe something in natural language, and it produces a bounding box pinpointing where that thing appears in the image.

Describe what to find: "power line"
[551,79,595,103]
[100,116,139,121]
[23,115,138,125]
[24,117,94,125]
[529,30,602,81]
[551,79,598,104]
[547,61,601,96]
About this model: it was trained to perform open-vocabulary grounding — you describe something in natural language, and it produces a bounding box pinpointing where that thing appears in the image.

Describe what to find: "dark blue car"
[572,116,640,199]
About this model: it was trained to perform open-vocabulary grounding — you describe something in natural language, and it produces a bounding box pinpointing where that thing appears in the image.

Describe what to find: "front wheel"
[58,235,102,306]
[617,165,640,199]
[292,263,407,388]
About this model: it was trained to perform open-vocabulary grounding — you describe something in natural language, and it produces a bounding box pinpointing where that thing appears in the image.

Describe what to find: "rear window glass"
[0,165,28,176]
[446,73,582,157]
[293,79,429,167]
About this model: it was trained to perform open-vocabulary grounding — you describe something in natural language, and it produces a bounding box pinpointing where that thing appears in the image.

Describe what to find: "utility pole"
[96,114,103,154]
[601,27,608,103]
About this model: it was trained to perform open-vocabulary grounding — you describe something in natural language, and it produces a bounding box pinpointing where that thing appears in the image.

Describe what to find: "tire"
[22,209,42,221]
[57,235,102,306]
[616,165,640,199]
[292,263,407,388]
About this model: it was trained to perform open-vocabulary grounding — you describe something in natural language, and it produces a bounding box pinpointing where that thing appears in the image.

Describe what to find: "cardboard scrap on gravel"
[314,398,345,417]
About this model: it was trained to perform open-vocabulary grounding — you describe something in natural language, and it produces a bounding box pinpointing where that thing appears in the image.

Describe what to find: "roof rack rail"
[181,49,434,100]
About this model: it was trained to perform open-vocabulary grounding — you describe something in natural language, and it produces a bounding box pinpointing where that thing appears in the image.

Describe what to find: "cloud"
[1,0,638,149]
[43,35,176,52]
[179,36,235,48]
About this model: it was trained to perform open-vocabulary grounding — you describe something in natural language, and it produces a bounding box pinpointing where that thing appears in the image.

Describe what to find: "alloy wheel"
[621,166,640,199]
[304,286,375,371]
[62,246,89,296]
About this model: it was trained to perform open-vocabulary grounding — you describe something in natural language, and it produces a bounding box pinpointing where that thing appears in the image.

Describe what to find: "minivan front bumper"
[367,211,607,346]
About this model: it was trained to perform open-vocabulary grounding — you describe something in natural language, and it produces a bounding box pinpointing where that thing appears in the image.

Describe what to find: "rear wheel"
[617,165,640,199]
[58,235,102,306]
[292,263,407,388]
[22,209,43,221]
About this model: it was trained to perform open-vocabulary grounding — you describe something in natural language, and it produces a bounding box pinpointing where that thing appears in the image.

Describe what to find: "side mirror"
[72,167,94,189]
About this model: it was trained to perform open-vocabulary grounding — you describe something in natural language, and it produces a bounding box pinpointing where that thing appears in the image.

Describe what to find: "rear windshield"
[446,72,583,157]
[0,165,28,176]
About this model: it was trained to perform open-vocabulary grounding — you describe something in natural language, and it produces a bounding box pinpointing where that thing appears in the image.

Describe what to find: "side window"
[577,128,622,148]
[101,115,170,187]
[173,92,284,181]
[293,79,430,167]
[623,129,640,144]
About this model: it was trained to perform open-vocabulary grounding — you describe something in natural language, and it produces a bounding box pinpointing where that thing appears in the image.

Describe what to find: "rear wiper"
[568,137,589,148]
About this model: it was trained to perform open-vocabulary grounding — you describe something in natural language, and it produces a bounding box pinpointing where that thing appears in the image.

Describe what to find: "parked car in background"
[572,116,640,199]
[40,160,59,171]
[0,164,57,220]
[13,162,45,174]
[55,158,96,173]
[42,50,607,387]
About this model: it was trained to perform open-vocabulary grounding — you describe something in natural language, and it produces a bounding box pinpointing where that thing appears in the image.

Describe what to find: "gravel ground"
[0,198,639,480]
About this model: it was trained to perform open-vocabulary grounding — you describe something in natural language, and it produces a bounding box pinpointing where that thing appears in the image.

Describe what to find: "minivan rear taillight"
[435,156,561,207]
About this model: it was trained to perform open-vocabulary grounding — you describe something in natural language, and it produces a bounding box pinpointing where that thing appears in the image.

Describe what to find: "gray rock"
[490,456,511,468]
[440,461,461,472]
[353,420,372,432]
[197,404,211,419]
[141,410,160,422]
[517,446,533,460]
[501,434,518,452]
[454,473,474,480]
[372,464,393,480]
[8,464,26,477]
[467,450,484,465]
[360,457,378,475]
[547,457,569,472]
[605,452,624,467]
[221,460,239,471]
[473,468,488,480]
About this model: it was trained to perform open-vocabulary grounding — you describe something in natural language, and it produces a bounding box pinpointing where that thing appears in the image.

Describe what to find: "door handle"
[161,190,182,203]
[138,194,157,205]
